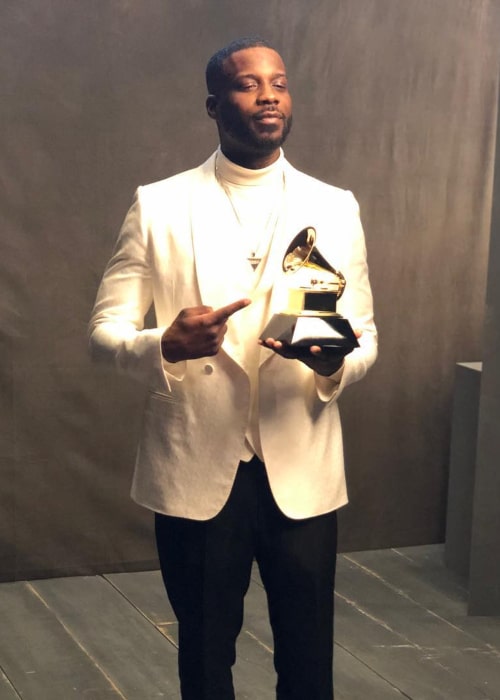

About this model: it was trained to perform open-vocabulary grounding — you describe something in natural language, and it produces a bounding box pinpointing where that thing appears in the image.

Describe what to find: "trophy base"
[260,313,359,350]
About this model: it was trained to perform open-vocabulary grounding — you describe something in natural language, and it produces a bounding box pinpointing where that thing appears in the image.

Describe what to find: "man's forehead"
[222,46,287,77]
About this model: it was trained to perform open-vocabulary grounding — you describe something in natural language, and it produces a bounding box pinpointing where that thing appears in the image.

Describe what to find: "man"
[89,36,377,700]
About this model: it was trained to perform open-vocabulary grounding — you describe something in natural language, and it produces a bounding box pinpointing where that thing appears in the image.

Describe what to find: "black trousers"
[155,456,338,700]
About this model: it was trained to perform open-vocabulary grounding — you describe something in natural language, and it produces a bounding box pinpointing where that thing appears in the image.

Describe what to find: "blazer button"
[204,364,214,375]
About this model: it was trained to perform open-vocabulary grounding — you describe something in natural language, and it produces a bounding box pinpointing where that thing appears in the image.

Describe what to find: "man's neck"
[220,145,282,170]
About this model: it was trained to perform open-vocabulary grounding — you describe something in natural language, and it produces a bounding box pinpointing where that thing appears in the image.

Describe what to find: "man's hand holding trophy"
[259,227,359,375]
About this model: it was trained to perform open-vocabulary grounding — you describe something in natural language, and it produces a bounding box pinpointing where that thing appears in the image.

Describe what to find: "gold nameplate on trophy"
[260,227,359,350]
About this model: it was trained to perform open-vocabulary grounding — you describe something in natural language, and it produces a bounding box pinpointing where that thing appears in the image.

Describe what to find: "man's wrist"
[314,359,345,377]
[161,333,180,363]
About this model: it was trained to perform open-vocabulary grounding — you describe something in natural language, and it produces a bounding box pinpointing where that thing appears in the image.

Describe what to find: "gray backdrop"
[1,0,499,581]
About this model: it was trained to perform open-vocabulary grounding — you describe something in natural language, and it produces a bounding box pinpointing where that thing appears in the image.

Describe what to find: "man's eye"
[239,82,257,90]
[274,82,288,90]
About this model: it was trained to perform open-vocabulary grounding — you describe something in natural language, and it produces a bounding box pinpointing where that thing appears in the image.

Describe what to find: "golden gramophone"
[260,227,359,351]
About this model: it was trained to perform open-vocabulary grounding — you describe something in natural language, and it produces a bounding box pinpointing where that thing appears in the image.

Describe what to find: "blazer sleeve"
[88,188,181,386]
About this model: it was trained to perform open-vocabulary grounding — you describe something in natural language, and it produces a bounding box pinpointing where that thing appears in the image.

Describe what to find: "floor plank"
[31,576,180,700]
[342,548,500,698]
[233,631,276,700]
[335,590,489,699]
[334,644,410,699]
[105,571,175,625]
[387,546,500,649]
[346,546,468,618]
[336,551,500,699]
[0,669,21,700]
[0,582,121,700]
[2,545,500,699]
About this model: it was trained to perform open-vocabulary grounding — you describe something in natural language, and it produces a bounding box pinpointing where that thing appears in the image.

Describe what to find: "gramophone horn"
[283,227,346,299]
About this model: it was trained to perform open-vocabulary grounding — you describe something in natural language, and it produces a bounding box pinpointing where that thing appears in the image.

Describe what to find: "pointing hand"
[161,299,251,362]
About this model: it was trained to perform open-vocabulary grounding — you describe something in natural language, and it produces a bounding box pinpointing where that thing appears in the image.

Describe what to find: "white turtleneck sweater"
[215,148,286,462]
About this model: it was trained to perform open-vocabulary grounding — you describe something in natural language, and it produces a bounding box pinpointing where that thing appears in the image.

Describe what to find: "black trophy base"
[260,313,359,350]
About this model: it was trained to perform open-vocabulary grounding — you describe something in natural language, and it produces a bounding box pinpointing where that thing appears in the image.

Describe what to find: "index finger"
[212,298,251,323]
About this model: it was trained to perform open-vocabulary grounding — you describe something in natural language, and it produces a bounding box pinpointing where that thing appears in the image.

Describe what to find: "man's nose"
[256,82,279,103]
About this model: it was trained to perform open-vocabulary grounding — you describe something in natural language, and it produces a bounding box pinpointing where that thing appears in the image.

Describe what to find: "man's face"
[208,47,293,164]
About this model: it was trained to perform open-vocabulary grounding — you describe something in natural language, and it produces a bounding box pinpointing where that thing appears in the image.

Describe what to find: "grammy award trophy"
[260,227,359,353]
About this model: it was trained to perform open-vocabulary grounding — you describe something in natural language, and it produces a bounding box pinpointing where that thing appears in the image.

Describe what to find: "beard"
[218,102,293,153]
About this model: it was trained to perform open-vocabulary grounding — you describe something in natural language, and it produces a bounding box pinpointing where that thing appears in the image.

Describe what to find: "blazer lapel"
[190,154,248,303]
[189,153,255,368]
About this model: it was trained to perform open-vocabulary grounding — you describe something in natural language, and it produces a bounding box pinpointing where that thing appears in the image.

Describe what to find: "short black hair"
[205,36,275,95]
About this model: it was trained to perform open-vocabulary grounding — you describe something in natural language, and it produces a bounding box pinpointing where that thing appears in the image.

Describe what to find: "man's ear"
[206,94,218,119]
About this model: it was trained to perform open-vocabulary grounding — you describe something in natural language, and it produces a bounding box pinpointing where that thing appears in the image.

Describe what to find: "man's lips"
[254,110,285,122]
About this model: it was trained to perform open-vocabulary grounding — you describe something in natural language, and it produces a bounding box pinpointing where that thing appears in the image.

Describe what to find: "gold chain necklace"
[215,153,285,271]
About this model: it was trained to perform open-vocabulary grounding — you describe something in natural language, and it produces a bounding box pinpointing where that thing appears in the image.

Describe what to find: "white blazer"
[88,152,377,520]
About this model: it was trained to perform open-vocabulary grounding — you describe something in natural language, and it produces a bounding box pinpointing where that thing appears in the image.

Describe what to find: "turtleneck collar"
[215,147,285,187]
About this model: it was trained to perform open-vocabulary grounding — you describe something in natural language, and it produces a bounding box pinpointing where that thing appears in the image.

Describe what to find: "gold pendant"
[248,253,260,270]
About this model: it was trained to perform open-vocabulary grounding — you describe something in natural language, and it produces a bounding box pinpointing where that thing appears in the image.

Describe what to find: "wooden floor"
[1,544,500,699]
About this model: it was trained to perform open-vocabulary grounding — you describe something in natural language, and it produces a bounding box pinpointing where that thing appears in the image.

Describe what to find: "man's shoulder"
[286,161,356,204]
[138,153,214,197]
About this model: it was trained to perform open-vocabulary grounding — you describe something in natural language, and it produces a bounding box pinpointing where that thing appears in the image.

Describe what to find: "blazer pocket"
[148,389,178,404]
